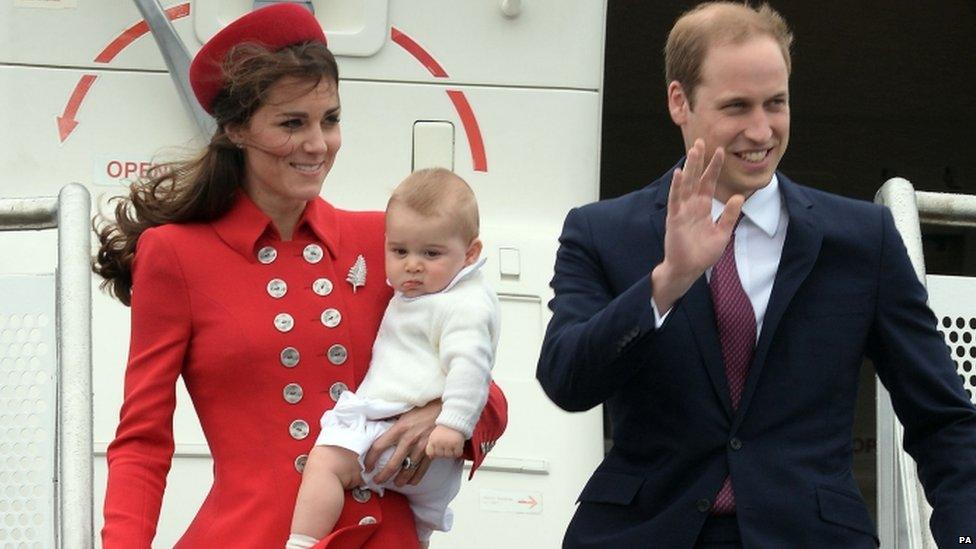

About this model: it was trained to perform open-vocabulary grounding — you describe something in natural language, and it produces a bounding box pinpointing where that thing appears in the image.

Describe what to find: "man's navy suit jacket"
[537,168,976,548]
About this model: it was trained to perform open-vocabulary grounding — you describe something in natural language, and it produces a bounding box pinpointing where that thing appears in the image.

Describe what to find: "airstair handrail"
[873,177,976,549]
[0,183,93,548]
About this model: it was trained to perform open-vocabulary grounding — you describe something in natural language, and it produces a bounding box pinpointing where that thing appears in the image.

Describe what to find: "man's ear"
[465,238,483,266]
[667,81,690,125]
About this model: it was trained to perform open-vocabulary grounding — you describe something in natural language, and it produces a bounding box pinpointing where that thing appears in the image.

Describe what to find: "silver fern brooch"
[346,254,367,293]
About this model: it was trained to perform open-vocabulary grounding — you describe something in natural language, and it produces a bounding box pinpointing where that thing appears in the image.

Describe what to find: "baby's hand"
[426,425,464,459]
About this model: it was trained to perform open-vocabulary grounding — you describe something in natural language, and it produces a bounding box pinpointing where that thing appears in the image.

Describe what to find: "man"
[536,2,976,548]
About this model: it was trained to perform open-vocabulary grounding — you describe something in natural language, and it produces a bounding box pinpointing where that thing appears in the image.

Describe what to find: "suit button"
[330,382,349,402]
[320,308,342,328]
[267,278,287,298]
[289,419,309,440]
[303,244,324,264]
[730,437,742,450]
[352,487,372,503]
[257,246,277,264]
[358,516,377,525]
[295,454,308,474]
[274,313,294,333]
[280,347,300,368]
[328,344,348,365]
[696,498,711,513]
[283,383,303,404]
[312,278,334,296]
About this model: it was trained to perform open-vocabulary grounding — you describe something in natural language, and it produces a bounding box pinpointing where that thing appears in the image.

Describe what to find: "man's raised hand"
[651,139,743,313]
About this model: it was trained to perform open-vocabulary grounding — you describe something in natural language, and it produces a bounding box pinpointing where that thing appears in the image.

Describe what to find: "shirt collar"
[211,192,340,262]
[711,174,783,237]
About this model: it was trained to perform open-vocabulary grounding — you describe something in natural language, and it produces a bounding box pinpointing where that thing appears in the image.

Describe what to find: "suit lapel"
[651,170,733,419]
[734,176,822,426]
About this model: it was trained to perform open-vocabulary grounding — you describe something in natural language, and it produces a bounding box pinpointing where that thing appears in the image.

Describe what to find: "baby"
[288,168,500,548]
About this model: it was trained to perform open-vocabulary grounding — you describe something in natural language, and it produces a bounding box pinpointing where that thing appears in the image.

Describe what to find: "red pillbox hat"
[189,3,327,114]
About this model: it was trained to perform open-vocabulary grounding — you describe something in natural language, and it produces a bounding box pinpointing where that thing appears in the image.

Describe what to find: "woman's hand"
[364,399,442,487]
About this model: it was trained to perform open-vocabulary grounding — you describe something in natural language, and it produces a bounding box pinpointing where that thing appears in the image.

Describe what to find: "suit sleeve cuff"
[650,298,672,329]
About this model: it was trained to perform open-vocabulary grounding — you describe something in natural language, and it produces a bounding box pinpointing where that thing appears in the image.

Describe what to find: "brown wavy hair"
[93,41,339,305]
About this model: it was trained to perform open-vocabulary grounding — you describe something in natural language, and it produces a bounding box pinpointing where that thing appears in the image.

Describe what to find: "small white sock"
[286,533,319,549]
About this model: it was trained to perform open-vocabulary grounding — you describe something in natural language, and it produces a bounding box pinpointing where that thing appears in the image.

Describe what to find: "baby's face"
[385,206,475,298]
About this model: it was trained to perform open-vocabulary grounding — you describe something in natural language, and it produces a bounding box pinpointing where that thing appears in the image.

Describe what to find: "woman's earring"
[235,142,245,149]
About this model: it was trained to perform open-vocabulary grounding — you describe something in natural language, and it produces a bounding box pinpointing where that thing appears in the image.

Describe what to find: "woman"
[94,4,507,548]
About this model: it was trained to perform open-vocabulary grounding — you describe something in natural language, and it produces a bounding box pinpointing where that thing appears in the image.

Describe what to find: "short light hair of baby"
[386,168,480,244]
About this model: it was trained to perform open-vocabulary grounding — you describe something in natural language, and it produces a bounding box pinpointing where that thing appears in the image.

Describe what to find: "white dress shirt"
[653,175,789,337]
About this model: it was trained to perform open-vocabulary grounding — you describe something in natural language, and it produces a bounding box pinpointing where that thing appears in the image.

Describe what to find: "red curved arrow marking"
[59,3,191,142]
[446,90,487,172]
[95,3,191,63]
[58,74,97,143]
[390,27,448,78]
[390,28,487,172]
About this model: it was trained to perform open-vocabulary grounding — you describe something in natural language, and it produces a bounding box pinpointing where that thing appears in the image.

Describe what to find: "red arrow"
[517,496,538,509]
[58,2,191,142]
[57,74,97,143]
[95,3,191,63]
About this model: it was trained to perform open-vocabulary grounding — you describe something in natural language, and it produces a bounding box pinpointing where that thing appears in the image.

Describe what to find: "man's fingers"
[699,146,725,199]
[682,142,703,200]
[688,140,708,197]
[717,194,744,234]
[668,167,683,217]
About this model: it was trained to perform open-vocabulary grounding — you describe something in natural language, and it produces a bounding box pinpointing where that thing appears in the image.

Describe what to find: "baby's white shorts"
[316,390,463,542]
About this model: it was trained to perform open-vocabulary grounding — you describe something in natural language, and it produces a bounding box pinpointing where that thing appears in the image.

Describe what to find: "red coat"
[102,194,507,548]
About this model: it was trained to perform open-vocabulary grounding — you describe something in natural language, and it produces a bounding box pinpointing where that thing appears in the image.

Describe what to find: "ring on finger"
[401,456,420,471]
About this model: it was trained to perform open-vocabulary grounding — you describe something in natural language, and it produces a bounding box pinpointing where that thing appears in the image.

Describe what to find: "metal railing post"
[57,183,93,549]
[0,183,93,548]
[874,177,976,549]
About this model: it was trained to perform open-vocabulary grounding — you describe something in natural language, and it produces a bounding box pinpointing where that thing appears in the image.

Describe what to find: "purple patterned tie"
[708,218,756,514]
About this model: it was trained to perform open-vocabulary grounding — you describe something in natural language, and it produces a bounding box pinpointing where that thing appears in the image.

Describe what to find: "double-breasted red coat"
[101,193,507,548]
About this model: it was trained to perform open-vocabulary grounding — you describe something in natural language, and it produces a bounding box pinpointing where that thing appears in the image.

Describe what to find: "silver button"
[257,246,277,264]
[280,347,300,368]
[303,244,324,264]
[283,383,303,404]
[320,308,342,328]
[327,344,347,365]
[329,382,348,402]
[267,279,287,299]
[274,313,294,333]
[352,487,372,503]
[295,454,308,474]
[358,515,377,525]
[312,278,334,296]
[289,419,309,440]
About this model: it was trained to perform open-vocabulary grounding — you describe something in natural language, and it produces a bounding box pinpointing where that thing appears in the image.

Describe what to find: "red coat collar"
[211,192,341,262]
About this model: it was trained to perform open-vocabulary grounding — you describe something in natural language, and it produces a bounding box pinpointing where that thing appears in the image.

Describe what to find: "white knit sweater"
[356,263,500,438]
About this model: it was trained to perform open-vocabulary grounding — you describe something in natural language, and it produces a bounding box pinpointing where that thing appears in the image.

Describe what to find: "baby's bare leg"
[290,445,364,541]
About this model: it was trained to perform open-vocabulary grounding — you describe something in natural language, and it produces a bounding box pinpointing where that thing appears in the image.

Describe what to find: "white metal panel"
[194,0,390,57]
[1,1,605,89]
[322,0,605,89]
[0,66,201,198]
[0,275,57,549]
[437,225,604,549]
[327,80,601,221]
[1,1,188,70]
[926,275,976,405]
